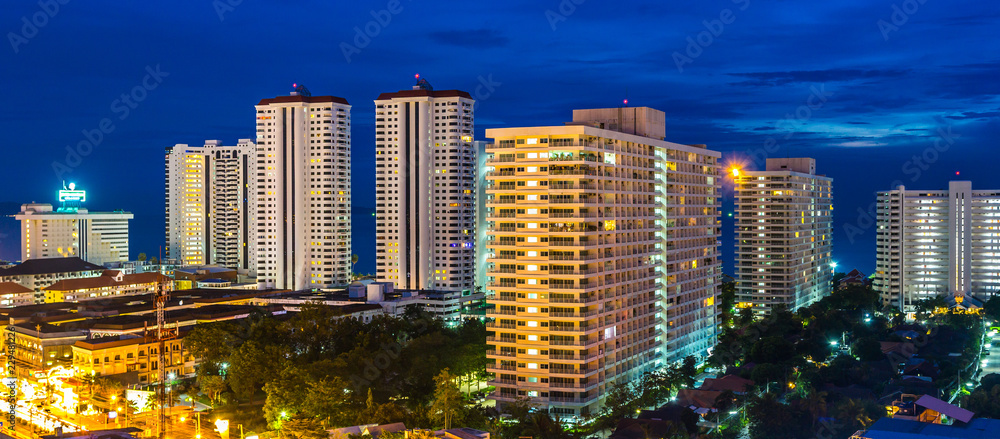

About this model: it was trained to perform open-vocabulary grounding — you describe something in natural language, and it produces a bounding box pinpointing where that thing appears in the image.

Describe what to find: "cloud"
[944,111,1000,120]
[726,68,911,87]
[427,28,508,49]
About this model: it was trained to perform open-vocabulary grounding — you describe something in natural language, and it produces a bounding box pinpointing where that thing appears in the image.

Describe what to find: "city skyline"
[2,1,998,277]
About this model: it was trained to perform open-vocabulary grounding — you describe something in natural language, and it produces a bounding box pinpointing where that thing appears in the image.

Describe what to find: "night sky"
[2,0,998,276]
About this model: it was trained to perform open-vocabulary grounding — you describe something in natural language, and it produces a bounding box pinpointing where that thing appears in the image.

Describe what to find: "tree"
[137,253,147,262]
[853,336,884,362]
[983,295,1000,321]
[746,393,812,439]
[522,411,572,439]
[351,254,359,276]
[198,375,227,405]
[429,369,464,429]
[149,256,159,265]
[301,377,354,427]
[738,306,755,326]
[263,366,310,428]
[279,414,328,439]
[228,340,283,402]
[750,336,794,364]
[833,399,881,432]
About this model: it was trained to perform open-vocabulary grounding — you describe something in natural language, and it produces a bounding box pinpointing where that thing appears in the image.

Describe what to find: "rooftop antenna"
[292,83,311,97]
[414,74,434,91]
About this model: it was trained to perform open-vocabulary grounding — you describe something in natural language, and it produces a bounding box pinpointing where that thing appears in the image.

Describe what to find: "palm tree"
[351,254,359,278]
[801,391,828,429]
[521,412,571,439]
[835,399,873,430]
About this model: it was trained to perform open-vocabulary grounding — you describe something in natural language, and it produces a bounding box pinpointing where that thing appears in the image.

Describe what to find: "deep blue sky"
[2,1,998,275]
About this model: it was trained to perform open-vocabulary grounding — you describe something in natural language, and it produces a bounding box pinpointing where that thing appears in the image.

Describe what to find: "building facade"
[483,107,721,416]
[165,139,256,273]
[72,333,195,385]
[734,158,833,315]
[374,80,477,294]
[0,257,107,303]
[255,90,352,290]
[42,270,171,303]
[875,181,1000,311]
[16,195,132,266]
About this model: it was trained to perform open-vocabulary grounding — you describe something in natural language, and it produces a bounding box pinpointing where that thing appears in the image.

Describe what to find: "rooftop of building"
[0,257,105,277]
[43,270,170,291]
[859,416,1000,438]
[375,89,473,100]
[174,265,236,275]
[257,94,349,106]
[87,304,286,331]
[0,281,32,295]
[0,288,289,322]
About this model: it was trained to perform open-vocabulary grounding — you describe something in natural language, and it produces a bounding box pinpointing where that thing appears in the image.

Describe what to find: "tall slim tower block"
[875,181,1000,311]
[165,139,256,272]
[484,107,721,416]
[255,88,352,290]
[374,79,476,293]
[734,158,833,315]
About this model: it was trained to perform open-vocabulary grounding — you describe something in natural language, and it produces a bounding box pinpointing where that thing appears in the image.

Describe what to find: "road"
[980,330,1000,376]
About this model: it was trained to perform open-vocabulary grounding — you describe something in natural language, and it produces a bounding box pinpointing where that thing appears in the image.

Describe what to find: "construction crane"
[153,279,176,439]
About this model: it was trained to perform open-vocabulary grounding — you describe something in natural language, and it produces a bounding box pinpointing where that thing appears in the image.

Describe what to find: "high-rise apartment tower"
[734,158,833,315]
[484,107,721,416]
[255,87,352,290]
[374,79,476,293]
[165,139,256,272]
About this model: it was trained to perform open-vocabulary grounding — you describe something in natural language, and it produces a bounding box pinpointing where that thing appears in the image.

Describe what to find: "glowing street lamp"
[216,419,231,439]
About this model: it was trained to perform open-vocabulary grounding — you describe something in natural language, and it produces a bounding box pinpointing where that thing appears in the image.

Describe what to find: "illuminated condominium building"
[255,87,352,290]
[484,107,721,416]
[734,158,833,315]
[374,79,476,293]
[16,185,132,266]
[875,181,1000,311]
[165,140,256,272]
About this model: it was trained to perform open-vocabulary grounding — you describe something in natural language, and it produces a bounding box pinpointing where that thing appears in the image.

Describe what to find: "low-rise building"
[72,331,196,386]
[0,257,106,303]
[42,270,171,303]
[6,322,89,379]
[173,265,239,290]
[0,282,34,307]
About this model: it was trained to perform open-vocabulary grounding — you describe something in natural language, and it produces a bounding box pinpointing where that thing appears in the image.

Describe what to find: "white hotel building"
[875,181,1000,311]
[255,91,353,290]
[16,187,132,266]
[165,139,256,272]
[374,81,476,293]
[734,158,833,315]
[484,107,721,416]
